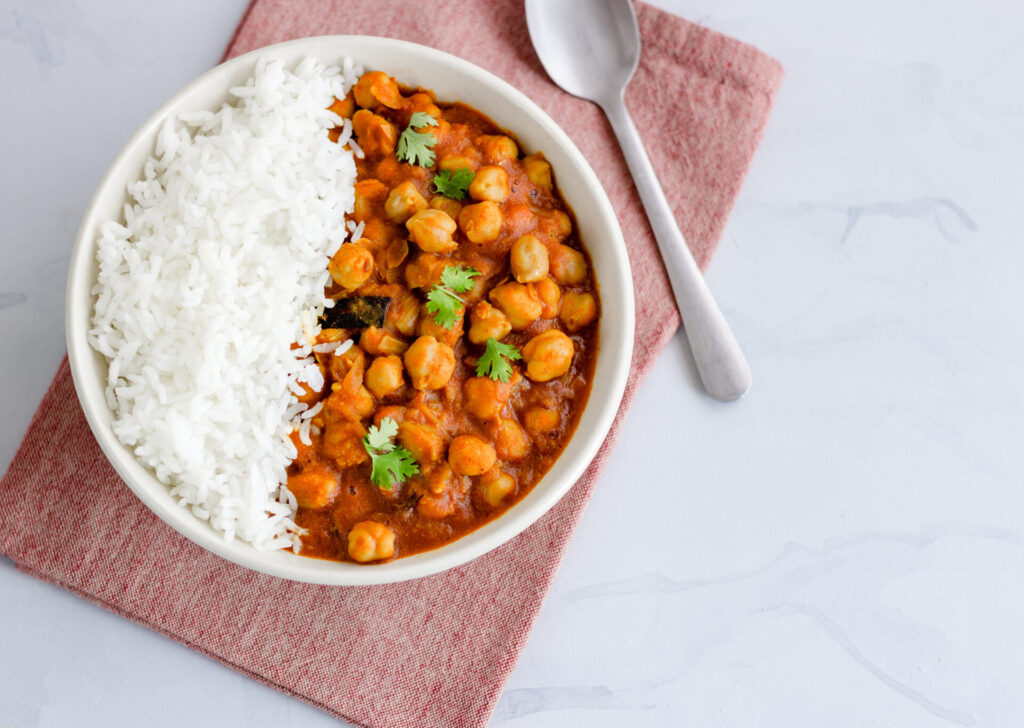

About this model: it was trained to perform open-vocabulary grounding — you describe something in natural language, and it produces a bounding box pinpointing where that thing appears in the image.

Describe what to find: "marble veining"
[0,292,27,309]
[562,524,1024,726]
[0,0,113,79]
[830,197,978,246]
[0,8,59,79]
[492,686,655,723]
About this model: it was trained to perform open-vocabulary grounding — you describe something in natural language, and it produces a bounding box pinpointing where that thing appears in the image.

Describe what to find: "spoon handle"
[601,97,751,402]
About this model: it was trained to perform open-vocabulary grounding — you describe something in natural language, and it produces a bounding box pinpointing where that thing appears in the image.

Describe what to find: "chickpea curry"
[287,71,600,564]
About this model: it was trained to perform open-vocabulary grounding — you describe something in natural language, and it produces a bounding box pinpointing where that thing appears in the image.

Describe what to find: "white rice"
[334,339,354,357]
[89,57,361,551]
[311,341,344,354]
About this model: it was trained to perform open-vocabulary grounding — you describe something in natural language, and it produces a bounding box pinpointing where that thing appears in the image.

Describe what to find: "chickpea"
[542,210,573,241]
[321,420,369,469]
[360,326,408,356]
[404,253,447,289]
[510,234,549,283]
[535,276,561,319]
[406,208,458,253]
[521,329,575,382]
[328,92,355,119]
[463,377,510,420]
[430,195,462,220]
[287,464,340,510]
[448,435,496,476]
[399,421,445,464]
[383,290,419,336]
[439,155,477,174]
[524,153,553,189]
[406,92,443,119]
[326,383,375,422]
[458,201,503,244]
[328,242,374,290]
[416,488,456,520]
[559,292,598,332]
[468,166,510,203]
[364,355,404,399]
[489,281,542,330]
[351,109,397,156]
[418,302,464,347]
[549,244,588,285]
[467,301,512,344]
[420,464,454,494]
[416,462,466,515]
[384,181,428,223]
[524,406,560,434]
[478,468,515,506]
[353,71,403,110]
[477,135,518,163]
[353,179,387,221]
[347,520,396,562]
[404,335,456,390]
[490,417,530,461]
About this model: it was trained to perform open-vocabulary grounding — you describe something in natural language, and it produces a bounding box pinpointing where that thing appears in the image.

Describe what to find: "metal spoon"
[525,0,752,401]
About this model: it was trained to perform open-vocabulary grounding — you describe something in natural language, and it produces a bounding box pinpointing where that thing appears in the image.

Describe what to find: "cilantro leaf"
[475,338,521,382]
[365,417,398,451]
[407,111,438,130]
[425,286,464,330]
[440,265,479,294]
[432,168,474,200]
[363,417,419,490]
[369,449,419,491]
[425,265,480,329]
[396,112,439,167]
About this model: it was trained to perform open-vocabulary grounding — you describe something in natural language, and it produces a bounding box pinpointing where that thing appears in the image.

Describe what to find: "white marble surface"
[2,0,1022,725]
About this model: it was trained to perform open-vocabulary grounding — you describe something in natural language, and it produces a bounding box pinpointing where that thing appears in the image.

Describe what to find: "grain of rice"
[334,339,354,357]
[311,340,346,354]
[301,400,324,420]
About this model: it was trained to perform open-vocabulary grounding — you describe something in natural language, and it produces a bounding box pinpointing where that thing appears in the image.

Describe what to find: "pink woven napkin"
[0,2,781,726]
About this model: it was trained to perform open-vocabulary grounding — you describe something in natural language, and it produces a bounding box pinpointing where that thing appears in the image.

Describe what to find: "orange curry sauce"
[287,71,599,563]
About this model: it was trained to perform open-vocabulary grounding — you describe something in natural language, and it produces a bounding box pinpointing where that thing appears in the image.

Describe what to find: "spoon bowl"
[525,0,640,104]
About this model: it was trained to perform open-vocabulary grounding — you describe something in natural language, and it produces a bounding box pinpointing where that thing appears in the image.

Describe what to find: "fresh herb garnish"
[432,167,474,199]
[425,265,480,329]
[475,338,521,382]
[363,417,419,490]
[396,111,439,167]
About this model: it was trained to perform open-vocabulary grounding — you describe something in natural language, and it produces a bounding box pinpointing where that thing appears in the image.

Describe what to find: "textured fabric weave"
[0,2,782,726]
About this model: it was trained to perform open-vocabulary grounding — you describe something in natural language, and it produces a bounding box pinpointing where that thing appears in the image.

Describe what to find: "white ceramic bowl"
[66,36,634,585]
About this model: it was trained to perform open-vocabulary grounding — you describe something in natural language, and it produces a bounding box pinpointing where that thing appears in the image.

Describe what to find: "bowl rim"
[66,35,635,585]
